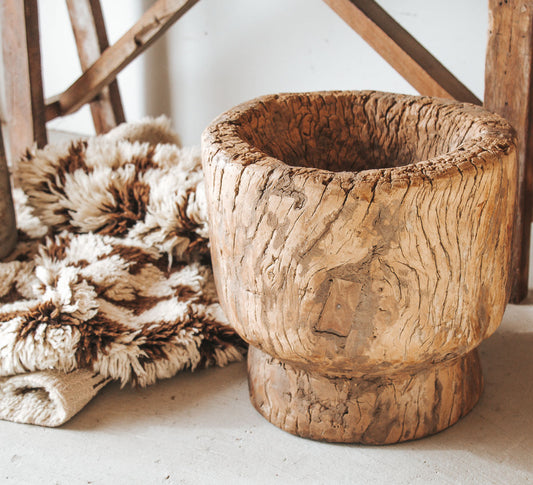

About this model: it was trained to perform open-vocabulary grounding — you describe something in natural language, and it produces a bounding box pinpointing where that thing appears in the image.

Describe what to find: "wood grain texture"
[1,0,34,163]
[23,0,46,149]
[47,0,199,118]
[202,91,518,444]
[0,125,17,259]
[248,346,482,444]
[485,0,533,303]
[66,0,125,133]
[323,0,480,105]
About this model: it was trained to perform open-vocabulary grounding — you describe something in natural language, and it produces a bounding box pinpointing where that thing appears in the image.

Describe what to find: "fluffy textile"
[0,117,246,425]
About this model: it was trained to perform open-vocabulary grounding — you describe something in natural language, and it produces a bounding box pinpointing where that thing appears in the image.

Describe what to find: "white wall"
[41,0,487,145]
[164,0,487,145]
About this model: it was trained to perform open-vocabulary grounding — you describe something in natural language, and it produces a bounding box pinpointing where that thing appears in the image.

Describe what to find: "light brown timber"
[46,0,199,119]
[66,0,125,133]
[248,347,483,444]
[323,0,480,105]
[1,0,34,163]
[0,125,17,259]
[23,0,47,149]
[202,91,517,444]
[484,0,533,303]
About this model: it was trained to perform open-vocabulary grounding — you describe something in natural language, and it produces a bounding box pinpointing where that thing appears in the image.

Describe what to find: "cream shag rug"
[0,117,246,427]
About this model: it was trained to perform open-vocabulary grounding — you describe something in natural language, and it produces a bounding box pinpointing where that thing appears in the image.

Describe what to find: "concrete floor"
[1,297,532,484]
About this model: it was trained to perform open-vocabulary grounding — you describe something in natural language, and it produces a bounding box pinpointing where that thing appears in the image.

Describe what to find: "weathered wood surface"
[323,0,480,105]
[46,0,199,119]
[0,0,34,163]
[0,126,17,259]
[23,0,47,149]
[202,91,517,444]
[66,0,125,133]
[248,347,482,444]
[485,0,533,303]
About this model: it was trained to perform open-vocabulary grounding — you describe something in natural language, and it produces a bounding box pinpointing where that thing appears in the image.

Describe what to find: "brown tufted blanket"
[0,117,246,426]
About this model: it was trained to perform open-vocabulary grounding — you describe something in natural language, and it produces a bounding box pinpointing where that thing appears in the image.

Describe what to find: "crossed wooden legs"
[0,0,124,163]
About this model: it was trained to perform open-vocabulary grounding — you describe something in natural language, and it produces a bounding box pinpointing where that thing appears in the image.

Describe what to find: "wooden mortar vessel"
[201,91,518,444]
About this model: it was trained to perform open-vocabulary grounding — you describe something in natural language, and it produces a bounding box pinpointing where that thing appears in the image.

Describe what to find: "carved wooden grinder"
[202,91,517,444]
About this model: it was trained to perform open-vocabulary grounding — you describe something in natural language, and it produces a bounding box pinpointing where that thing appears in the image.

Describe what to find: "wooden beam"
[24,0,47,148]
[46,0,199,119]
[1,0,34,162]
[485,0,533,302]
[0,124,17,259]
[323,0,481,105]
[66,0,125,133]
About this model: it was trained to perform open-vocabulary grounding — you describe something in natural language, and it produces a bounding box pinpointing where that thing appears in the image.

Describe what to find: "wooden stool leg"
[66,0,125,133]
[485,0,533,302]
[24,0,47,149]
[0,124,17,259]
[1,0,41,163]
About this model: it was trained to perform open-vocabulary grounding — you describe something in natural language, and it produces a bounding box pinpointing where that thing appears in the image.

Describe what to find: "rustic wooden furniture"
[0,0,530,295]
[0,125,16,259]
[202,90,518,444]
